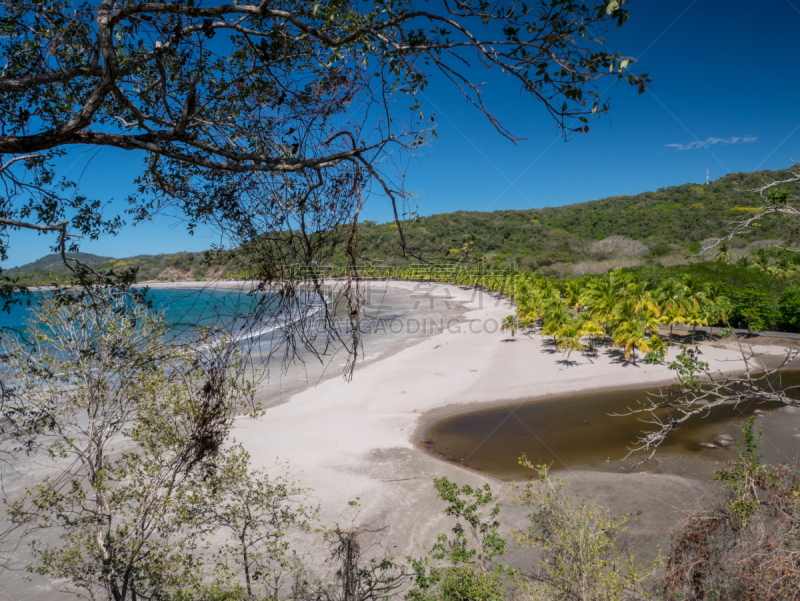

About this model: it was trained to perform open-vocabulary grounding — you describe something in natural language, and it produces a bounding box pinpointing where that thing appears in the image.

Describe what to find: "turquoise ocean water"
[0,287,275,341]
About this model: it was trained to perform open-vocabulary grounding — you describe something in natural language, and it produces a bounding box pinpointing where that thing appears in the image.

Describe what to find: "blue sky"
[5,0,800,267]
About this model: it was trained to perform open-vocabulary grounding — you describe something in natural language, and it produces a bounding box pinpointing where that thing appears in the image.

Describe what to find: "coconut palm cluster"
[505,270,732,364]
[739,246,800,278]
[374,266,732,365]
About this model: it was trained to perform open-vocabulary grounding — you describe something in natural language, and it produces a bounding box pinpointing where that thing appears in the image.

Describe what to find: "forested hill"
[5,167,798,282]
[354,168,798,271]
[2,250,230,284]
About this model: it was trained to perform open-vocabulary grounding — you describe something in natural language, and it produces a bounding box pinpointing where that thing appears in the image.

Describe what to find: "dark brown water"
[423,371,800,480]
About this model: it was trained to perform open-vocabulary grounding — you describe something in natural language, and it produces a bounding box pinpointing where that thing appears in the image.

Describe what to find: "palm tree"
[578,319,605,358]
[582,272,626,331]
[564,280,583,311]
[684,310,706,344]
[626,281,661,318]
[612,312,659,365]
[714,243,734,264]
[682,275,709,311]
[702,283,730,335]
[542,308,567,341]
[660,308,687,345]
[556,321,587,361]
[769,256,794,279]
[501,315,518,337]
[657,279,691,344]
[752,248,771,271]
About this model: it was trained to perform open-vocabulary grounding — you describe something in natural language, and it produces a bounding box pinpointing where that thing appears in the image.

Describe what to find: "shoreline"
[232,280,800,563]
[2,280,799,598]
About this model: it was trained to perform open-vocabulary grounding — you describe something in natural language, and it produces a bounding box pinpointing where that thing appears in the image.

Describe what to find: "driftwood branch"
[613,339,800,469]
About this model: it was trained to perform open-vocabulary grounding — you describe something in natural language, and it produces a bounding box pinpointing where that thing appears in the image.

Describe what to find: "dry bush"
[568,259,644,276]
[663,423,800,601]
[746,239,780,251]
[658,254,692,267]
[697,238,720,260]
[731,246,750,261]
[589,236,649,259]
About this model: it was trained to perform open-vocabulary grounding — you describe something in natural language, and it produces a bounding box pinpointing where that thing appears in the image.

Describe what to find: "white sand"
[3,280,796,600]
[232,281,793,557]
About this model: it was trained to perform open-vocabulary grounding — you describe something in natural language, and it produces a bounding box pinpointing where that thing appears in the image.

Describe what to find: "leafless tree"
[614,340,800,468]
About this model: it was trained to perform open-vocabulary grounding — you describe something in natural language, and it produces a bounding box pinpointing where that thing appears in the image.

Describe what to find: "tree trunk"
[242,537,252,598]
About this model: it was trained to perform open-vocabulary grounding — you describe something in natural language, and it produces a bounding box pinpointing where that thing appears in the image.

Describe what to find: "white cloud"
[665,136,757,151]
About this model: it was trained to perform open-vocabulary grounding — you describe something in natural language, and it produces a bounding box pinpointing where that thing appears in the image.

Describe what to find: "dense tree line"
[348,168,800,269]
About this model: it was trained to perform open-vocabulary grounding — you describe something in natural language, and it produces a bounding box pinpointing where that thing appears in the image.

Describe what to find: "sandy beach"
[2,280,799,599]
[229,280,800,566]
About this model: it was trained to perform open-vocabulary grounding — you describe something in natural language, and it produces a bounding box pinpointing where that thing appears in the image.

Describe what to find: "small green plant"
[714,416,765,523]
[643,335,667,364]
[667,346,709,388]
[740,415,763,462]
[407,478,514,601]
[768,186,790,204]
[513,461,660,600]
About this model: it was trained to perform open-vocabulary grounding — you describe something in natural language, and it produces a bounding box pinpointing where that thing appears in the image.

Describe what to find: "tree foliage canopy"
[0,0,646,270]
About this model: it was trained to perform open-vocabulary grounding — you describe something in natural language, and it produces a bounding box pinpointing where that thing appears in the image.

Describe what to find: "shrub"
[513,462,661,600]
[663,419,800,601]
[777,287,800,332]
[407,478,513,601]
[590,235,648,259]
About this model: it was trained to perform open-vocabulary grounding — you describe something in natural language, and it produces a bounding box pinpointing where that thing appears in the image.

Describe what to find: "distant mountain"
[6,252,116,274]
[5,167,797,282]
[3,251,235,284]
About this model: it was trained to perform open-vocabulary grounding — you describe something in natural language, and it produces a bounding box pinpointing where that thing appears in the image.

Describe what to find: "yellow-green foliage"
[383,263,745,360]
[512,462,661,600]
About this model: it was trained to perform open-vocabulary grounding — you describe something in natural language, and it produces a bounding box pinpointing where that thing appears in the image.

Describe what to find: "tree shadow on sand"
[540,339,559,354]
[608,349,639,367]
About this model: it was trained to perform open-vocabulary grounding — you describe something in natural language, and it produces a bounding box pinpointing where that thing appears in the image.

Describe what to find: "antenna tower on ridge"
[706,167,709,185]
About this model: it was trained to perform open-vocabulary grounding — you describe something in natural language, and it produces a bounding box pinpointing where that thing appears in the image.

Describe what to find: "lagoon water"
[423,371,800,479]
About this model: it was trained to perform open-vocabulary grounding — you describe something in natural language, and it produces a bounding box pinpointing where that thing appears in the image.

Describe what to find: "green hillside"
[3,250,238,284]
[4,168,797,283]
[354,168,796,270]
